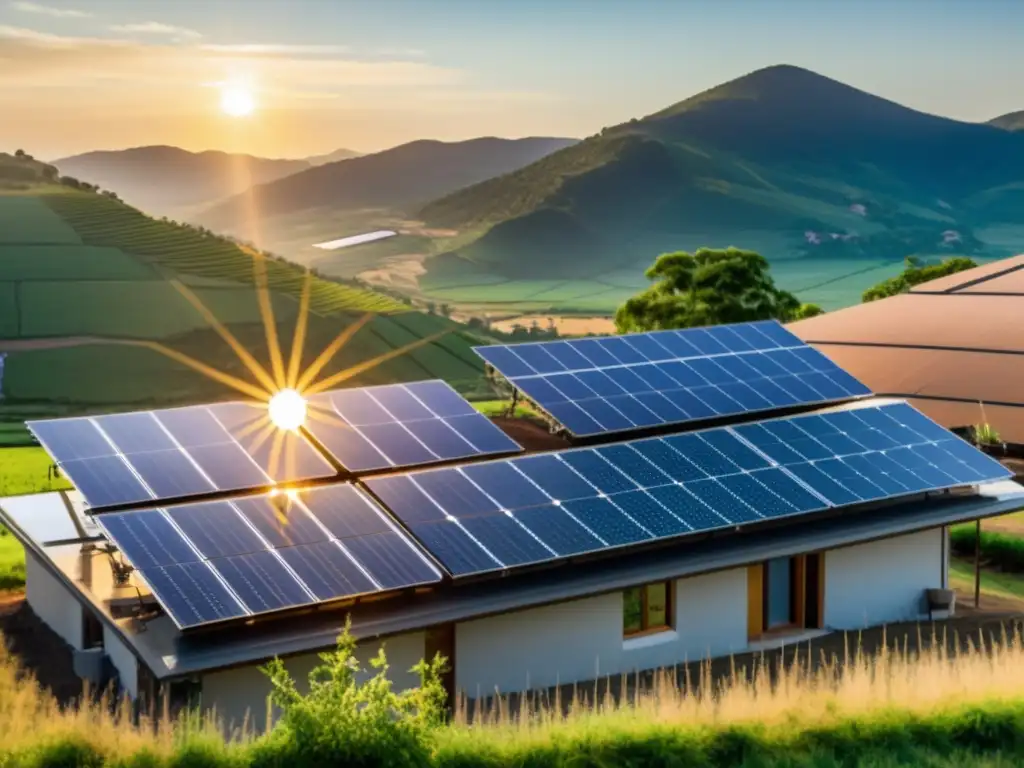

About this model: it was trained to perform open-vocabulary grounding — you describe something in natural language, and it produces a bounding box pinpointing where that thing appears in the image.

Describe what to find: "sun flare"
[220,84,255,117]
[268,388,307,431]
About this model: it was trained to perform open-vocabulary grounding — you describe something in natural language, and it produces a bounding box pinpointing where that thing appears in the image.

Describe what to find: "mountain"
[195,137,578,245]
[304,148,362,166]
[52,146,312,218]
[989,111,1024,131]
[0,152,494,442]
[407,65,1024,307]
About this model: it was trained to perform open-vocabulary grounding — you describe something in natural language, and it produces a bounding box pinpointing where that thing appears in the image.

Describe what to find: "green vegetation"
[862,255,979,301]
[8,621,1024,766]
[0,528,23,591]
[950,524,1024,574]
[615,247,823,332]
[949,557,1024,600]
[0,158,510,441]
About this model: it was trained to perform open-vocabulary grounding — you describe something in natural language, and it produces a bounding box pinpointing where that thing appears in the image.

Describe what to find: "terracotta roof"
[788,255,1024,444]
[910,254,1024,293]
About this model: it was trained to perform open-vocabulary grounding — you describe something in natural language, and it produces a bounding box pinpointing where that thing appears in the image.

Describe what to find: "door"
[424,623,456,711]
[803,552,824,629]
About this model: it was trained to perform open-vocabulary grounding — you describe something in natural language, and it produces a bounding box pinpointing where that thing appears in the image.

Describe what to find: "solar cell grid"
[27,403,336,510]
[364,402,1010,578]
[474,320,873,438]
[304,380,522,473]
[96,485,442,630]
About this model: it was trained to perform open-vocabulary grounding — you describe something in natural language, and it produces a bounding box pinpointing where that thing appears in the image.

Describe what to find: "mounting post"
[974,518,982,608]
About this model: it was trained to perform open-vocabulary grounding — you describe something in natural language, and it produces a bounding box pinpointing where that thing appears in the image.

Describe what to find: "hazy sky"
[2,0,1022,160]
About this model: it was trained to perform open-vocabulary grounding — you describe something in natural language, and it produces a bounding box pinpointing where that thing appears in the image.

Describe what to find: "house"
[790,254,1024,445]
[2,321,1021,734]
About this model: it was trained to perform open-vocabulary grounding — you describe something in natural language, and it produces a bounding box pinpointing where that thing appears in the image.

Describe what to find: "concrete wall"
[103,625,138,700]
[201,631,426,734]
[823,528,944,629]
[25,550,83,651]
[454,568,749,696]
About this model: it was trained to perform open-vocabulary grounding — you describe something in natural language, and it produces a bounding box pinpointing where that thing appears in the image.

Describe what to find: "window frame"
[623,580,674,638]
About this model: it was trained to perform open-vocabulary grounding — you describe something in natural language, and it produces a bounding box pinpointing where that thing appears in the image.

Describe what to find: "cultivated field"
[0,192,497,443]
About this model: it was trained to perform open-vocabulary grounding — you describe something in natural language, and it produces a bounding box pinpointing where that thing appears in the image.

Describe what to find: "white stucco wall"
[103,625,139,700]
[25,550,83,651]
[201,631,426,734]
[454,567,749,696]
[824,528,944,629]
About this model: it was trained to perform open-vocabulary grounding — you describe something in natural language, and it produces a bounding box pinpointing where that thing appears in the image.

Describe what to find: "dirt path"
[0,336,112,353]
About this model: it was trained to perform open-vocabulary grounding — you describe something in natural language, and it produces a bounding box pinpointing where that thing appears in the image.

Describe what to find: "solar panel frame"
[303,380,523,474]
[363,401,1010,579]
[95,484,444,631]
[473,320,873,438]
[27,401,337,510]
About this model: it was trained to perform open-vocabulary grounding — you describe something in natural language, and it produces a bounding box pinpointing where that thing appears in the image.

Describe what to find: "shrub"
[249,617,447,768]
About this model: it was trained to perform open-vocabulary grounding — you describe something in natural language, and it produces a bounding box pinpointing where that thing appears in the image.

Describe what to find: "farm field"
[0,190,500,440]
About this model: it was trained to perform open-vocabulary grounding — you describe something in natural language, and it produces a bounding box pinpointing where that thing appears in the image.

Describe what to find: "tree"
[615,247,822,332]
[862,255,978,302]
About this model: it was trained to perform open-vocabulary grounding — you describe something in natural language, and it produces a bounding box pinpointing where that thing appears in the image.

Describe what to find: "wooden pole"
[975,518,982,608]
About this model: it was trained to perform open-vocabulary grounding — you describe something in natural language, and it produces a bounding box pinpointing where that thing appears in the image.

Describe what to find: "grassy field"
[950,557,1024,600]
[6,615,1024,766]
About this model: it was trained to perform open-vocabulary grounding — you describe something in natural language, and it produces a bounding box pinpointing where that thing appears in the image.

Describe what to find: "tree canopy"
[615,247,822,333]
[862,255,978,302]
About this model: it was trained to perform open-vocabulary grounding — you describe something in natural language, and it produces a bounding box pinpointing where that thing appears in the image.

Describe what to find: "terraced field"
[0,191,493,445]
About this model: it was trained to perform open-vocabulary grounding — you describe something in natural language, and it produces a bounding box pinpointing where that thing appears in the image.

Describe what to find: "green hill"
[0,154,492,446]
[401,65,1024,313]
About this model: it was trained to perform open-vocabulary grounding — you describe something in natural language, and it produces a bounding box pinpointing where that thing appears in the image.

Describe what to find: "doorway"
[748,552,824,641]
[424,623,456,711]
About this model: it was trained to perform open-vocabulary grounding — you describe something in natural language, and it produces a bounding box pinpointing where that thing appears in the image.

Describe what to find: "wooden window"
[623,581,673,637]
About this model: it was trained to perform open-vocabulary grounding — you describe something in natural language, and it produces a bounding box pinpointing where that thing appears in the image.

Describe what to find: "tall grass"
[7,622,1024,766]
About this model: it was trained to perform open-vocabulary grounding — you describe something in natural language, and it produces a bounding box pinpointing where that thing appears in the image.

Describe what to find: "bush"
[950,524,1024,572]
[249,617,447,768]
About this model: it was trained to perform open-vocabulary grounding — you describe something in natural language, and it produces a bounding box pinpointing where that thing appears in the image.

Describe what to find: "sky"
[2,0,1023,160]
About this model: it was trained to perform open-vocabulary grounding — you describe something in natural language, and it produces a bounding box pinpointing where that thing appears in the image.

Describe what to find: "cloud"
[201,43,347,57]
[109,21,202,40]
[374,47,426,58]
[9,1,90,18]
[0,26,463,93]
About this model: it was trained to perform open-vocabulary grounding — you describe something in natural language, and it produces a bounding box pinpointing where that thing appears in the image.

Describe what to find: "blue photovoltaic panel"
[95,484,442,630]
[304,380,522,473]
[473,320,873,437]
[27,401,336,510]
[365,402,1010,578]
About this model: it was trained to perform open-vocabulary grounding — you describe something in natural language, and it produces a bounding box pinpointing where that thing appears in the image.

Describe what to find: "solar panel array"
[28,403,335,510]
[305,380,522,473]
[95,485,442,630]
[474,320,872,437]
[365,402,1010,577]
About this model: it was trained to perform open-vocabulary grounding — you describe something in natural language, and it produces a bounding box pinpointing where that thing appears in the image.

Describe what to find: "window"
[623,581,672,637]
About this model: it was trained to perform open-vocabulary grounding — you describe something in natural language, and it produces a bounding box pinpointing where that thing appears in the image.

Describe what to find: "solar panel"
[303,380,522,473]
[473,320,872,437]
[93,484,442,630]
[27,402,336,510]
[364,402,1009,578]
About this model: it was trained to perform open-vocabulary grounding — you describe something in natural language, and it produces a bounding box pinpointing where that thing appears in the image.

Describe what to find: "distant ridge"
[196,136,578,231]
[989,110,1024,131]
[53,145,312,217]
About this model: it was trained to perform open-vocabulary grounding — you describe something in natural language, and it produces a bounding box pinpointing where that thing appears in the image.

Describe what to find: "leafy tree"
[862,255,978,302]
[439,303,453,318]
[615,247,821,332]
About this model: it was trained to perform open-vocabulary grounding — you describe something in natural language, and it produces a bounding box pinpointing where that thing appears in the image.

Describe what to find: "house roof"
[789,255,1024,442]
[4,470,1022,681]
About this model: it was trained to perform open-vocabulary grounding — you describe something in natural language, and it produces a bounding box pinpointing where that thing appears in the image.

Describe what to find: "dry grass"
[6,621,1024,766]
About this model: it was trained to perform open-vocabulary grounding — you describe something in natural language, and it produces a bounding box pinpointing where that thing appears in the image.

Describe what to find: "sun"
[220,84,255,118]
[268,388,307,431]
